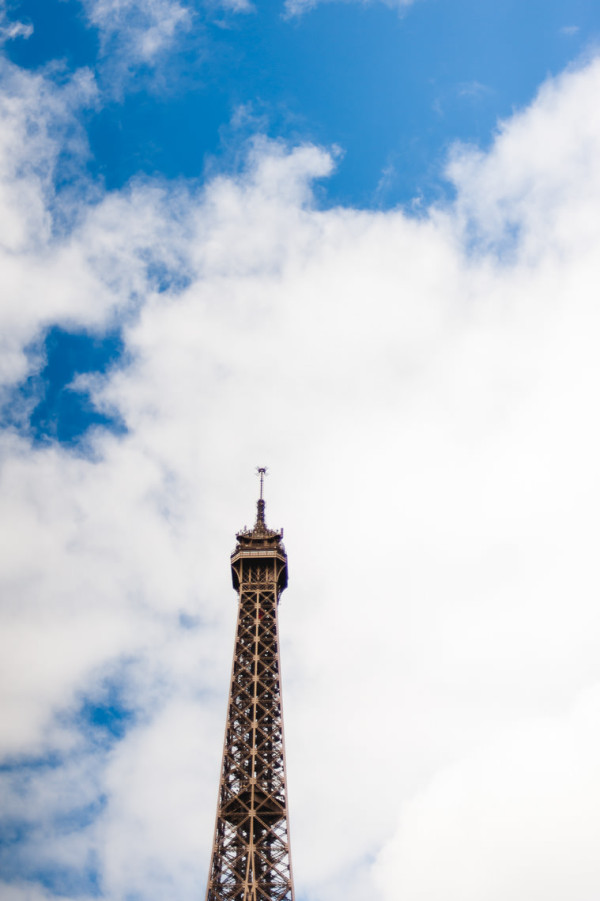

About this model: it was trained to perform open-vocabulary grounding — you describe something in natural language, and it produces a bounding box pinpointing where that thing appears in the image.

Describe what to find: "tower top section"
[235,466,285,546]
[231,467,288,593]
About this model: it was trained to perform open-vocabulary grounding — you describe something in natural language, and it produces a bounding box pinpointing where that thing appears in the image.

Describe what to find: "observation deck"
[231,497,288,593]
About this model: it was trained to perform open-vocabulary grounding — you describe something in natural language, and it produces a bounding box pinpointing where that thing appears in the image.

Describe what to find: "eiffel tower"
[205,469,295,901]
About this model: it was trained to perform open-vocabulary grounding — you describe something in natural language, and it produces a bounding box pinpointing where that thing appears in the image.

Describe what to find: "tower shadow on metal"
[205,469,295,901]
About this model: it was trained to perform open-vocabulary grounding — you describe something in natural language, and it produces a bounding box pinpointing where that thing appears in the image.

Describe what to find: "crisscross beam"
[205,502,294,901]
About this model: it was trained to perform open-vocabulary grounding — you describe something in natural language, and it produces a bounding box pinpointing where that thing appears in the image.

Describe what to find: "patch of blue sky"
[0,800,105,851]
[2,326,127,448]
[24,857,102,898]
[0,818,34,849]
[78,693,136,743]
[179,610,201,629]
[52,798,107,835]
[145,256,193,294]
[0,681,132,891]
[5,0,98,70]
[4,0,599,210]
[0,767,105,893]
[0,678,137,784]
[460,217,525,265]
[0,750,64,774]
[69,664,140,746]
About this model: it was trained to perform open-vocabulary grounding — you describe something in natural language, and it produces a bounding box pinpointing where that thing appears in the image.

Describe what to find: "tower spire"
[257,465,266,500]
[255,466,267,530]
[205,472,294,901]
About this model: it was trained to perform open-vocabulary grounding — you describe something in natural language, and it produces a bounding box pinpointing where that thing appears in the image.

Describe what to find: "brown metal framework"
[205,485,295,901]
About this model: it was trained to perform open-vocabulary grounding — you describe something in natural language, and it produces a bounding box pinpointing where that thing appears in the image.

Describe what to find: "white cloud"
[81,0,193,63]
[457,79,492,99]
[284,0,416,20]
[375,686,600,901]
[0,60,102,388]
[0,1,33,44]
[80,0,253,76]
[98,699,221,898]
[0,19,33,42]
[2,51,600,901]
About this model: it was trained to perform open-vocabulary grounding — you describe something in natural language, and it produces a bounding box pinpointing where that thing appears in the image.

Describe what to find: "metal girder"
[205,500,295,901]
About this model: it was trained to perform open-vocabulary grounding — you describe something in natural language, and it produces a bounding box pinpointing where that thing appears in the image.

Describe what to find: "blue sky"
[2,2,600,901]
[6,0,599,212]
[4,0,598,446]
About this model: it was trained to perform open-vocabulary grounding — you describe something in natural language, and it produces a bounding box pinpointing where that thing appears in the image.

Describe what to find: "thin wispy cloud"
[0,20,32,43]
[77,0,254,96]
[457,79,492,99]
[284,0,416,20]
[0,1,33,44]
[81,0,193,62]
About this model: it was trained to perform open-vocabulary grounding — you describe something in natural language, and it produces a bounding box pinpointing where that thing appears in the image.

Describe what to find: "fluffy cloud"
[375,686,600,901]
[2,51,600,901]
[0,60,100,387]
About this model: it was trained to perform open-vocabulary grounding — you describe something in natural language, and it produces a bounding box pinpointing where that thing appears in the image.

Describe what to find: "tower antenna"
[256,465,268,501]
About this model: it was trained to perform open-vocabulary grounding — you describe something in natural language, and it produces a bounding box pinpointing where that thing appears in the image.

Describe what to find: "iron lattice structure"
[205,482,295,901]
